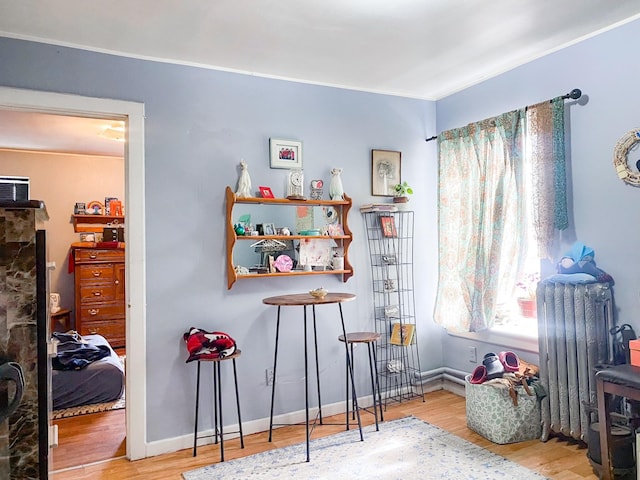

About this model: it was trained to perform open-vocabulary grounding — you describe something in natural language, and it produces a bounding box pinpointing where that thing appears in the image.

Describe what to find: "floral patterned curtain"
[434,110,526,332]
[527,97,568,260]
[434,101,568,333]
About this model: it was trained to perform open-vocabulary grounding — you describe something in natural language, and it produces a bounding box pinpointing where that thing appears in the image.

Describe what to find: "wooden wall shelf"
[225,186,353,289]
[72,214,125,233]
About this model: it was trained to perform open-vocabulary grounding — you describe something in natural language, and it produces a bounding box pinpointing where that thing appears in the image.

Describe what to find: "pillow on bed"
[183,327,236,363]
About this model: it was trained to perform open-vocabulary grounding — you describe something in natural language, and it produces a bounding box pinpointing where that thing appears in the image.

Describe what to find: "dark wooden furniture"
[192,350,244,462]
[73,246,125,348]
[595,364,640,480]
[50,308,72,333]
[338,332,383,431]
[262,292,362,462]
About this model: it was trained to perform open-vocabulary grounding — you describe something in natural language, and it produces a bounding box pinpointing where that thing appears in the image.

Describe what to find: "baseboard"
[145,368,467,458]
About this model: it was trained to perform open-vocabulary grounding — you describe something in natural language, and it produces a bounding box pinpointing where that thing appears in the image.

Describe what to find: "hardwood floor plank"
[51,390,598,479]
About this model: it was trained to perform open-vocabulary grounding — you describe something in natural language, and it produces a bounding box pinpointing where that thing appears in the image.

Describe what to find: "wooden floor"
[51,390,597,479]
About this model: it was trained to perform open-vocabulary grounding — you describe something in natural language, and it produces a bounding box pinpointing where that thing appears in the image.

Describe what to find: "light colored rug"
[182,416,548,480]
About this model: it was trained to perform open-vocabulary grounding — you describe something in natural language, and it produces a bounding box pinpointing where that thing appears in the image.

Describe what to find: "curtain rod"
[424,88,582,142]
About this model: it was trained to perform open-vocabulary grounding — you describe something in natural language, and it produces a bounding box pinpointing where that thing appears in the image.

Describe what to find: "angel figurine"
[236,159,252,198]
[329,167,344,200]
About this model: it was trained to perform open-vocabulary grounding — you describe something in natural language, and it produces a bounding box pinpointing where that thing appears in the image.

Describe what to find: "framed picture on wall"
[371,149,401,196]
[270,138,303,169]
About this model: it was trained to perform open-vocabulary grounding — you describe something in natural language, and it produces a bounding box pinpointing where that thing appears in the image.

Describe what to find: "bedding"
[52,334,124,410]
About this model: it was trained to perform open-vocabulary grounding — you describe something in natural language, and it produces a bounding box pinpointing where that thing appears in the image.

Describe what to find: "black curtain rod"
[425,88,582,142]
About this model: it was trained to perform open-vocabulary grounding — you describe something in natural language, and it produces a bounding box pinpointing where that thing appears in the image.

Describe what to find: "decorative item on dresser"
[72,245,125,348]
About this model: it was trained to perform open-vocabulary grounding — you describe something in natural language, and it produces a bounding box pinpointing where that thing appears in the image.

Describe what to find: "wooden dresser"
[73,246,125,348]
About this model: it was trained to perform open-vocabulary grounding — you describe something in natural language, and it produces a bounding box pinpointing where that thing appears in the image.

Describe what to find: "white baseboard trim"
[144,368,467,458]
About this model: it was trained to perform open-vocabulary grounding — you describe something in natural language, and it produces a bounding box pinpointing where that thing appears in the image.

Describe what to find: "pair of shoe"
[469,351,520,384]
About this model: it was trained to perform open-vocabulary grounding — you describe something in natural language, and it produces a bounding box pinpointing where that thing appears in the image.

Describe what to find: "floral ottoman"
[465,375,541,444]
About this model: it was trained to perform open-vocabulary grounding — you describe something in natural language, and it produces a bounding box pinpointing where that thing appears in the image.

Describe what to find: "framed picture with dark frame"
[371,149,401,196]
[270,138,303,169]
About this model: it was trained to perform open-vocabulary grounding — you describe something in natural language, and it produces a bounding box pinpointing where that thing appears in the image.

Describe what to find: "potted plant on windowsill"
[516,272,540,318]
[392,181,413,204]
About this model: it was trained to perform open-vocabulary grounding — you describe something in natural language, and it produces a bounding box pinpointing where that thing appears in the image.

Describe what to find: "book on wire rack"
[359,203,398,213]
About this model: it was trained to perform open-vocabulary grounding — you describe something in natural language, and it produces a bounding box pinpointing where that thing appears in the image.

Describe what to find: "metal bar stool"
[338,332,383,431]
[193,350,244,462]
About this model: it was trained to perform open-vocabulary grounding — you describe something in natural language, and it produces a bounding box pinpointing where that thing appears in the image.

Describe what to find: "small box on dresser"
[73,246,125,348]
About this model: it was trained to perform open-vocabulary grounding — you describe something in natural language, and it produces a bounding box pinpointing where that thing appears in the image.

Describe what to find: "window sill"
[447,317,539,353]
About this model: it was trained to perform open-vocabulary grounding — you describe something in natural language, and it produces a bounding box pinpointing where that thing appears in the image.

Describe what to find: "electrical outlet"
[468,346,477,363]
[265,367,274,386]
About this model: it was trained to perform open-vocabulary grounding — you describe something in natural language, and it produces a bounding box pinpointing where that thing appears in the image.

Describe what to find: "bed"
[52,334,125,410]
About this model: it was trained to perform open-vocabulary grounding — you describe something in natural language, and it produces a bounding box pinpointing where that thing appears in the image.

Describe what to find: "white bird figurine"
[329,167,344,200]
[236,159,252,198]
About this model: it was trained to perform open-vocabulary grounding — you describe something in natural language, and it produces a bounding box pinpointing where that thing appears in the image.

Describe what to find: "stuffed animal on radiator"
[183,327,237,363]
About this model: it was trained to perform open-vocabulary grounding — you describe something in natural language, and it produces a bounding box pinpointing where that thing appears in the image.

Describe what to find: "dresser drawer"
[75,248,124,263]
[77,264,115,282]
[79,318,125,348]
[79,304,125,320]
[79,283,116,303]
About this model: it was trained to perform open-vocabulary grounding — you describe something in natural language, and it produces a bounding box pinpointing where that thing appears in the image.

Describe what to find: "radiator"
[536,282,614,443]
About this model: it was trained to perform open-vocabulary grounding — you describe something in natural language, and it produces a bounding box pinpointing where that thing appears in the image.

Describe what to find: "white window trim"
[447,324,539,353]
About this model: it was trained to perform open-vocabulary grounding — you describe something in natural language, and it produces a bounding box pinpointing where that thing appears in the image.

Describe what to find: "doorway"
[0,86,147,466]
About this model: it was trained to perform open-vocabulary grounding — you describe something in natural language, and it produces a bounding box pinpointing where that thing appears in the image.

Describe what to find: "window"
[434,99,567,336]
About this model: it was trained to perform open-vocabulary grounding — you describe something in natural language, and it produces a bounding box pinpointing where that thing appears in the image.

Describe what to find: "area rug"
[51,390,125,419]
[182,416,548,480]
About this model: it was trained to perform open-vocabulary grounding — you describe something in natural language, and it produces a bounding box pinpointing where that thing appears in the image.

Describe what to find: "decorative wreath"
[613,129,640,186]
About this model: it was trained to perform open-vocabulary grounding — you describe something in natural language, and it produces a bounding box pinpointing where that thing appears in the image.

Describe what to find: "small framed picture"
[380,216,397,237]
[74,202,86,215]
[372,149,401,196]
[262,223,276,236]
[79,232,95,242]
[270,138,303,169]
[259,186,274,198]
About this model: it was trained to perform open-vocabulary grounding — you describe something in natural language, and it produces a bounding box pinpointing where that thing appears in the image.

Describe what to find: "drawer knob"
[92,271,102,277]
[88,309,99,316]
[93,291,102,296]
[89,329,98,334]
[115,280,120,285]
[89,254,97,259]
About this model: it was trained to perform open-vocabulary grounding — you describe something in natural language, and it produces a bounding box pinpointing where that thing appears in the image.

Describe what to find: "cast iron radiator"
[536,281,614,443]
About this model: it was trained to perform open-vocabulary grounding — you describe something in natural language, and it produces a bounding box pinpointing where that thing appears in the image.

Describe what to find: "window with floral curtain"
[433,99,567,333]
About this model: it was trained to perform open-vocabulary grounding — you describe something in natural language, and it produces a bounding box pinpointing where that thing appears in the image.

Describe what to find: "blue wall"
[0,37,440,444]
[438,19,640,371]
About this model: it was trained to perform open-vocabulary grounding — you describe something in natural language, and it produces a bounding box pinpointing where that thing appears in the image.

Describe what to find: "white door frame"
[0,86,147,461]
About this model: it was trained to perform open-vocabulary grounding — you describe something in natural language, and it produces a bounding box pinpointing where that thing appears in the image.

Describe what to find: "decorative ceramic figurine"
[236,159,252,198]
[329,167,344,200]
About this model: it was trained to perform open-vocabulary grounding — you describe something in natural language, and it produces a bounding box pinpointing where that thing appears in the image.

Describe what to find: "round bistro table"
[262,292,363,462]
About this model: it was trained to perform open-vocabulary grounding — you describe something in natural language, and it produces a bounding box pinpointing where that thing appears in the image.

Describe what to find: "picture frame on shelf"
[380,216,397,237]
[262,223,276,236]
[371,149,401,196]
[74,202,86,215]
[270,138,302,169]
[259,186,275,198]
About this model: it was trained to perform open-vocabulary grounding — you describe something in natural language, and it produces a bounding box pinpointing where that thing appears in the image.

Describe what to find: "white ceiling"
[1,0,640,155]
